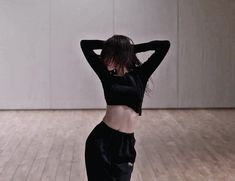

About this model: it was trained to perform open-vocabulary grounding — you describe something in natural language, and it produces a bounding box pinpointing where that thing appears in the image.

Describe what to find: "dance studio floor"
[0,109,234,181]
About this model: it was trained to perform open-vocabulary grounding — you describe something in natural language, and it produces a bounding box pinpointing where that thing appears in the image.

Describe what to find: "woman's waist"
[102,105,138,133]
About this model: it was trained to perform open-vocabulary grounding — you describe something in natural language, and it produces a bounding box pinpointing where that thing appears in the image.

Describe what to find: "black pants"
[85,121,136,181]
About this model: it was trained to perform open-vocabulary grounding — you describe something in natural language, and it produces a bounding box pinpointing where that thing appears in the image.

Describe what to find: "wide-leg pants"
[85,121,136,181]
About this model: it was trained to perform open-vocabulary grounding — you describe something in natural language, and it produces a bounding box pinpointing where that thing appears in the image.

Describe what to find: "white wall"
[0,1,50,108]
[179,0,235,107]
[0,0,234,110]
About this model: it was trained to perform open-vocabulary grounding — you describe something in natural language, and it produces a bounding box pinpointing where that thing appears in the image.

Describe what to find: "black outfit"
[80,39,170,181]
[85,121,136,181]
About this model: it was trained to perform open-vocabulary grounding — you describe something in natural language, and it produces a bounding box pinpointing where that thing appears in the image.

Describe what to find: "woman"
[80,35,170,181]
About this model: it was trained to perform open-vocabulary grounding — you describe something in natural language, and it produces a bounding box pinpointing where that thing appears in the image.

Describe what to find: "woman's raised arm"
[80,39,109,81]
[133,40,171,82]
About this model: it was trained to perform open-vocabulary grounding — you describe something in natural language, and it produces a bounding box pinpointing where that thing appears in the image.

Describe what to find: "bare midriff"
[102,105,139,134]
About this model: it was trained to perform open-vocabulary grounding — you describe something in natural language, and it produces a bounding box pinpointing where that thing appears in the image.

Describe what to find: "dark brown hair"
[100,34,153,96]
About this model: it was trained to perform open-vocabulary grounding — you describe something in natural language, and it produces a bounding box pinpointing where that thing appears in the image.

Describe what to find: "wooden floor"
[0,109,234,181]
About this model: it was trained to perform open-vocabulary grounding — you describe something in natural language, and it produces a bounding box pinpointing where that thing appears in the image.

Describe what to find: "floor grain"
[0,109,234,181]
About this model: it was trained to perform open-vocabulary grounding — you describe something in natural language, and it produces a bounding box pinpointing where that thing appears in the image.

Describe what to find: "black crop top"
[80,39,170,116]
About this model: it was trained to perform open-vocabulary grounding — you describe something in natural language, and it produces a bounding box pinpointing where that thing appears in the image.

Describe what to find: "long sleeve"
[80,39,109,81]
[133,40,171,82]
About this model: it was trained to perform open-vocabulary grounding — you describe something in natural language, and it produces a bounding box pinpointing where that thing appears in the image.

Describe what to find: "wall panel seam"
[49,0,52,108]
[177,0,179,107]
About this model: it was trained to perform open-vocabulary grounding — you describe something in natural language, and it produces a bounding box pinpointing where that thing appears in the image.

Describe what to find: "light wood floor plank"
[0,112,42,181]
[0,109,234,181]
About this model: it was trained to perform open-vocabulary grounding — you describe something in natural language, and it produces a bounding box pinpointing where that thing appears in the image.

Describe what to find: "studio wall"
[0,0,234,110]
